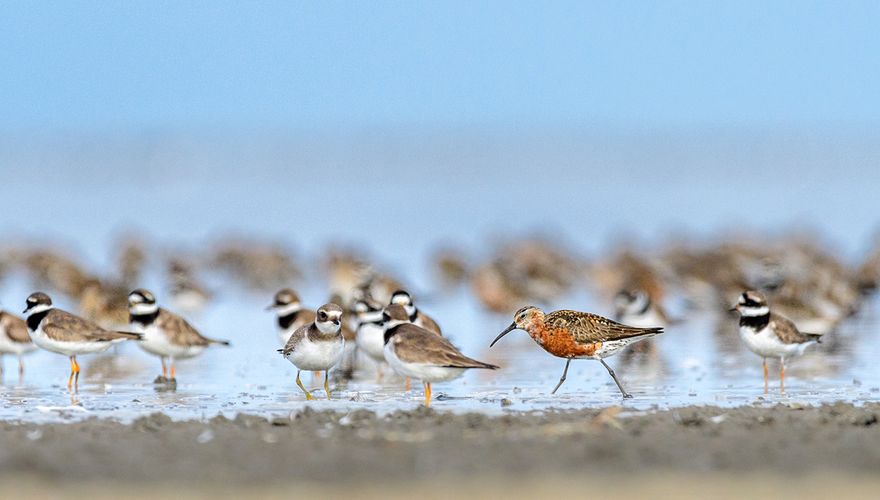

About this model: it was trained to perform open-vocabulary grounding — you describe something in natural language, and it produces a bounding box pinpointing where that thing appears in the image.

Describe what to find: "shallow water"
[2,132,880,422]
[1,284,877,424]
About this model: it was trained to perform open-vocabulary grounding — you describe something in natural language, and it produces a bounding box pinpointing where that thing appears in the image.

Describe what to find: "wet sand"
[2,403,879,497]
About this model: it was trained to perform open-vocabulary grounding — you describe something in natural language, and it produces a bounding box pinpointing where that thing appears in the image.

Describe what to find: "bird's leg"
[376,364,384,382]
[600,359,632,399]
[551,359,572,395]
[405,377,411,391]
[18,355,24,378]
[424,382,431,408]
[780,358,786,394]
[0,353,4,377]
[763,358,769,394]
[72,356,80,392]
[67,356,75,391]
[296,370,315,400]
[169,358,176,381]
[161,357,168,380]
[324,370,332,400]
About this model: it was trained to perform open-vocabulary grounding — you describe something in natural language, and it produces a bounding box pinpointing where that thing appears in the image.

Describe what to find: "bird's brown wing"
[545,310,663,344]
[156,309,222,346]
[417,312,443,336]
[43,309,137,342]
[1,313,31,343]
[770,313,821,344]
[391,324,497,369]
[280,324,309,356]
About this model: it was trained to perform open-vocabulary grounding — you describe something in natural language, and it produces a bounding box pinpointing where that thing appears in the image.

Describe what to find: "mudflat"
[2,403,879,498]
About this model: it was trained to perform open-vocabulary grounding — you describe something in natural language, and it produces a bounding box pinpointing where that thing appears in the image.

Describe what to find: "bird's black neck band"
[26,310,50,332]
[278,310,300,329]
[739,313,770,330]
[130,309,159,326]
[384,324,403,345]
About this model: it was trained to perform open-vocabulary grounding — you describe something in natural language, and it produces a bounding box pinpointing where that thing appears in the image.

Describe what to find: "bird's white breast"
[738,325,813,359]
[356,323,385,362]
[285,335,345,371]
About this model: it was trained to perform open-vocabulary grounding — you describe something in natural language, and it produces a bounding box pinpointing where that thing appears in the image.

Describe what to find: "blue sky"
[1,1,878,131]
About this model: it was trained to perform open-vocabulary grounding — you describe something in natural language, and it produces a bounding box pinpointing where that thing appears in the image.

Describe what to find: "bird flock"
[1,230,878,407]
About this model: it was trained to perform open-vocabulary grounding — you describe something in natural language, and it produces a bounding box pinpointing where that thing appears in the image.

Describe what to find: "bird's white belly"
[29,326,112,356]
[383,343,465,383]
[356,323,385,362]
[738,326,812,359]
[286,336,344,371]
[0,332,36,355]
[135,324,204,359]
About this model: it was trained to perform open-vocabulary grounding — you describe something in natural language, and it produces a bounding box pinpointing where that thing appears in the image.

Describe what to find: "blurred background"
[2,2,878,261]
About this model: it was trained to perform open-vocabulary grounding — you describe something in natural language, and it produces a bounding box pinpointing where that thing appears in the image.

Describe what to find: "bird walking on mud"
[382,304,498,407]
[730,291,822,394]
[128,289,230,384]
[23,292,142,391]
[491,306,662,398]
[279,304,346,400]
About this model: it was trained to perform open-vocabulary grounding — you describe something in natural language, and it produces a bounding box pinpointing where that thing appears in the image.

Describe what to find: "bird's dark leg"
[551,359,572,394]
[600,358,632,399]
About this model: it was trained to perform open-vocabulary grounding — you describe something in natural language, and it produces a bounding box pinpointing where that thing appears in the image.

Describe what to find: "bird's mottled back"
[544,310,663,344]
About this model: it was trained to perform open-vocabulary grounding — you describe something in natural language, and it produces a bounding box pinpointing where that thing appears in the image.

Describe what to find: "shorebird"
[382,304,498,407]
[23,292,142,390]
[491,306,663,398]
[266,288,315,347]
[166,261,212,317]
[278,304,345,400]
[353,298,388,377]
[0,307,37,377]
[731,291,822,394]
[389,290,442,335]
[128,289,230,383]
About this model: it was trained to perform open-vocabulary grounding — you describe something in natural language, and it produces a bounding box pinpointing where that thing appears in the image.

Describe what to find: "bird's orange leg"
[72,356,81,391]
[763,358,769,395]
[423,382,431,408]
[18,355,24,377]
[67,356,75,390]
[169,358,176,380]
[405,377,411,391]
[780,358,786,394]
[161,358,168,379]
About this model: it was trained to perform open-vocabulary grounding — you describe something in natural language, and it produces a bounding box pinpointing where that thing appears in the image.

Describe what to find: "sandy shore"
[2,403,879,497]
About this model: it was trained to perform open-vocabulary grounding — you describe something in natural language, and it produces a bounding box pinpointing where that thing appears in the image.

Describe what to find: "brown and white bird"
[730,290,822,394]
[0,307,37,377]
[389,290,442,335]
[278,304,346,400]
[382,304,497,407]
[128,289,229,383]
[491,306,663,398]
[23,292,142,390]
[266,288,315,348]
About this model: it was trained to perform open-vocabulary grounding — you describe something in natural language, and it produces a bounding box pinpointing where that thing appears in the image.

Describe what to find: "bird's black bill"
[264,304,276,311]
[490,323,517,347]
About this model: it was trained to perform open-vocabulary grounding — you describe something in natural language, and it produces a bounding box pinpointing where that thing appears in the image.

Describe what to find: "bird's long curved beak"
[490,323,517,347]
